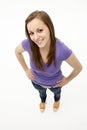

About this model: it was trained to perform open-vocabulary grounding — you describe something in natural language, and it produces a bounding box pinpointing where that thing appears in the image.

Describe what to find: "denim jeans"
[32,81,61,103]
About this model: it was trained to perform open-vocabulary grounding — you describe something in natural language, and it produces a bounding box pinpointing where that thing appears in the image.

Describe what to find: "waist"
[32,70,63,86]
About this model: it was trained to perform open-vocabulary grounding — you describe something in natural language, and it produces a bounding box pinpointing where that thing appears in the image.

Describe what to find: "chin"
[38,45,45,48]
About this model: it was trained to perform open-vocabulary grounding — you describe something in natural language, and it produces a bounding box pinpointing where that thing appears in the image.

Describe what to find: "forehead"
[27,18,46,31]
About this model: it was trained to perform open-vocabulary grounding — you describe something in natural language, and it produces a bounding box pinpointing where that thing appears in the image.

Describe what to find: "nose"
[34,33,39,41]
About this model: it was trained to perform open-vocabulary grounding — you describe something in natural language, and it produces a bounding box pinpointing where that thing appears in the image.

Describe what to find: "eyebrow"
[28,27,43,33]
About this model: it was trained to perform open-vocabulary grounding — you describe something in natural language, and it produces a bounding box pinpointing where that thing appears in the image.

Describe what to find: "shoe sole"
[40,108,45,112]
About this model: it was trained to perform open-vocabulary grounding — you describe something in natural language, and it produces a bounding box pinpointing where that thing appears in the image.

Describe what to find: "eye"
[38,29,43,33]
[29,32,34,36]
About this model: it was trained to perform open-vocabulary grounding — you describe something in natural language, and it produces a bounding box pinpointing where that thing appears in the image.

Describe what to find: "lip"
[37,41,42,44]
[36,39,43,44]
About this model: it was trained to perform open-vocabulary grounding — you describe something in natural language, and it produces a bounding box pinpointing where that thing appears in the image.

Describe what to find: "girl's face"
[27,18,50,49]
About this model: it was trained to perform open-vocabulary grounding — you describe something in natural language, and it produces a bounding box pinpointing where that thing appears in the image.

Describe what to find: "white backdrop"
[0,0,87,130]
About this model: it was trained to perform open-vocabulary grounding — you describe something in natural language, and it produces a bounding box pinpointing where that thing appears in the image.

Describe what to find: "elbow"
[80,65,82,71]
[15,47,18,56]
[78,64,82,73]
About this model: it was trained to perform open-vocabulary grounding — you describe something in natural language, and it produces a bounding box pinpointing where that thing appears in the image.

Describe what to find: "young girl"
[15,10,82,112]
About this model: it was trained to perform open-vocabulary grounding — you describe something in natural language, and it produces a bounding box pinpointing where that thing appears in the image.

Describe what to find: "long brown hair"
[25,10,56,71]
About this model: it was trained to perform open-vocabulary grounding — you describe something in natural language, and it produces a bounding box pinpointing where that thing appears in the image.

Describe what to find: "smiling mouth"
[37,41,42,44]
[36,39,43,44]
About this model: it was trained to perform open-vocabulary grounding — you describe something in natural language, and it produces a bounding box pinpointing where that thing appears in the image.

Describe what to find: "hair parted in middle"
[25,10,56,71]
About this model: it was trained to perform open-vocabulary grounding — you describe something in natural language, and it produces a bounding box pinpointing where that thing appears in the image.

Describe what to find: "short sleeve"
[60,41,72,60]
[22,39,30,52]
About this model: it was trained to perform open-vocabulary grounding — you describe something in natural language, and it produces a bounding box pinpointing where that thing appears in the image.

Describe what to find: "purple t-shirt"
[22,39,72,87]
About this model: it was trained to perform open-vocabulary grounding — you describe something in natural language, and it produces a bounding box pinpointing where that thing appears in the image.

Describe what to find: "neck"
[39,41,50,53]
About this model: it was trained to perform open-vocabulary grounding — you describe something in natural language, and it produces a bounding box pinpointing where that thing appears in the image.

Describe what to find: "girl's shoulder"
[56,38,64,49]
[22,39,30,52]
[55,38,72,60]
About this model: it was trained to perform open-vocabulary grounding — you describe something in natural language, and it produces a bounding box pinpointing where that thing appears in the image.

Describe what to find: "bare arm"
[65,53,82,81]
[57,53,82,87]
[15,43,28,71]
[15,43,35,80]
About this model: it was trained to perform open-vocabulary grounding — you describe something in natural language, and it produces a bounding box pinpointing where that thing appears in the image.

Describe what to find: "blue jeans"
[32,81,61,103]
